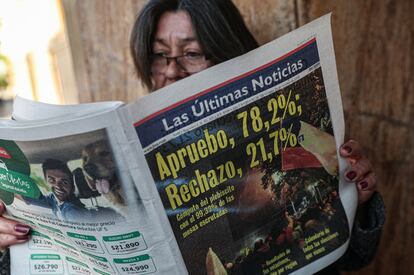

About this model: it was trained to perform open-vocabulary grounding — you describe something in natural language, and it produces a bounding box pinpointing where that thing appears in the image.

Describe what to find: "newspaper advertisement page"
[0,112,181,274]
[127,14,354,275]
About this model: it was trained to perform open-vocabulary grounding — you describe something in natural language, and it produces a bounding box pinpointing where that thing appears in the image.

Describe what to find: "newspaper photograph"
[128,14,352,275]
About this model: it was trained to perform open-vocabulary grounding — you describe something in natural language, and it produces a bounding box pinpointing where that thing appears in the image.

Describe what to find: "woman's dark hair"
[130,0,259,91]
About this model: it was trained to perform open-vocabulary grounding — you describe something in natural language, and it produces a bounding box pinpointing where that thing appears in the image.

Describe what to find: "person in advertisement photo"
[0,129,126,227]
[0,0,386,275]
[21,158,122,222]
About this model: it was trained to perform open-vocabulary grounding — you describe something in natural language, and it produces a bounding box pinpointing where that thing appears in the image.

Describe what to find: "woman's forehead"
[154,11,197,45]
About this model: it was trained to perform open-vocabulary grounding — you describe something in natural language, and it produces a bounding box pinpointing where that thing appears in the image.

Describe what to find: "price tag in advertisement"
[81,251,115,273]
[29,254,64,275]
[29,231,55,250]
[103,231,147,255]
[114,254,156,274]
[66,256,92,275]
[67,232,104,254]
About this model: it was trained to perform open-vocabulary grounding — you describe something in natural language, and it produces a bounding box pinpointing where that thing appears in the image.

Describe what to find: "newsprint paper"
[0,14,358,275]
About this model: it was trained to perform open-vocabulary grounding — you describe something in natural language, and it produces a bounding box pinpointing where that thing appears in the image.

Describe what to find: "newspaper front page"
[0,14,357,275]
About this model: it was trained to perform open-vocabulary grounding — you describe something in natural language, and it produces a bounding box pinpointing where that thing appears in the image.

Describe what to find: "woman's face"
[151,11,213,90]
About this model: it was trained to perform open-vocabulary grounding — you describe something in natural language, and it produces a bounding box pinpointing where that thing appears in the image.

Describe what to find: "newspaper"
[0,14,357,275]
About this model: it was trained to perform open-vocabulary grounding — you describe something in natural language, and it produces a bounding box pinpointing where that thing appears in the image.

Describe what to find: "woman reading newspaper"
[0,0,385,274]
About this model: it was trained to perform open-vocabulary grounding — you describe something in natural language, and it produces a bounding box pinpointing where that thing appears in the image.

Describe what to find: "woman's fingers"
[0,203,30,235]
[340,140,377,205]
[0,231,30,250]
[355,172,377,204]
[340,140,363,164]
[0,216,31,235]
[344,157,373,182]
[0,202,31,250]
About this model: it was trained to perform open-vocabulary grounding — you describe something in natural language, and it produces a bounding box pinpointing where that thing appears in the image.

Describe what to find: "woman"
[0,0,385,274]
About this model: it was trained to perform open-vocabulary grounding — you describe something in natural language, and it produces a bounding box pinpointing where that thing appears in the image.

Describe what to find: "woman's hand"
[0,202,30,251]
[340,140,377,205]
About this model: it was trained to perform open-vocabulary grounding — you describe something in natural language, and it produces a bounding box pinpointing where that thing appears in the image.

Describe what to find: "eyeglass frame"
[150,52,210,74]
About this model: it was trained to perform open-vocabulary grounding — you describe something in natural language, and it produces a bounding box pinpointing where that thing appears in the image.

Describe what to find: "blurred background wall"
[0,0,78,106]
[0,0,412,273]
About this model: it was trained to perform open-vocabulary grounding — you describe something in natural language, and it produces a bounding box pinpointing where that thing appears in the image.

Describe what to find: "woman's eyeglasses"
[150,52,209,74]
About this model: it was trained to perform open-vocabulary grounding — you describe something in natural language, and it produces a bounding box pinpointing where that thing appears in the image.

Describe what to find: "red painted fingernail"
[342,146,352,153]
[360,182,368,190]
[14,224,30,234]
[346,171,356,181]
[16,235,30,240]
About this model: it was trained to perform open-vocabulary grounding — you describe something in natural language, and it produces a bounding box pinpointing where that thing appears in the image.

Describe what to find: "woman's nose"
[164,59,182,79]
